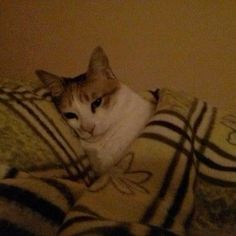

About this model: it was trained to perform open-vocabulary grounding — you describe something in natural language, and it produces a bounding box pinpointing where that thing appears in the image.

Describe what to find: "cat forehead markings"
[59,75,120,110]
[59,84,93,110]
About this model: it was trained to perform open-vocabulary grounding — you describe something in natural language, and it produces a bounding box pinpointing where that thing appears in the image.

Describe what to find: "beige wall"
[0,0,235,110]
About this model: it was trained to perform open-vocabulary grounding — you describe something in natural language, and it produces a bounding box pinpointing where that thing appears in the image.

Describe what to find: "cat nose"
[81,124,95,135]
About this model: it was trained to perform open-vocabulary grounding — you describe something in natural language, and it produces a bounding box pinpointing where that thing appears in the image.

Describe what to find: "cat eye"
[63,112,78,120]
[91,97,102,113]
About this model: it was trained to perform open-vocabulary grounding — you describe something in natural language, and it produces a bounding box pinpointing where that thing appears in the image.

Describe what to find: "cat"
[36,47,155,174]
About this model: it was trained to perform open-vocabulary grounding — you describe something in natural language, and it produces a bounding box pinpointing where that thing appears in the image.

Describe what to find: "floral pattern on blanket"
[89,152,152,195]
[221,114,236,146]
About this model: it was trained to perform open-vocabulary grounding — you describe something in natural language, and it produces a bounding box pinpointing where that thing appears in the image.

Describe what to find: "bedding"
[0,82,96,185]
[0,81,235,235]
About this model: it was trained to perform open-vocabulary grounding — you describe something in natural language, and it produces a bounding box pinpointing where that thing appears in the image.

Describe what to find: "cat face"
[36,47,121,141]
[58,72,120,141]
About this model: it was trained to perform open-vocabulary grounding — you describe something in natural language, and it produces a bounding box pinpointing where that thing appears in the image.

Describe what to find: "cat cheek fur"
[93,121,109,137]
[95,108,118,135]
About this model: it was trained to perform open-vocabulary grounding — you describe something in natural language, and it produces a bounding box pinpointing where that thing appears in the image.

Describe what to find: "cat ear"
[88,46,116,79]
[35,70,65,97]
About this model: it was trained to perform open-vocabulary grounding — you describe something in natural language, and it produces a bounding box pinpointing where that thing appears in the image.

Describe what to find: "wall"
[0,0,235,110]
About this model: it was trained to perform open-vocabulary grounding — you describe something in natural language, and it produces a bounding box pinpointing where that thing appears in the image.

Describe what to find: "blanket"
[0,87,235,236]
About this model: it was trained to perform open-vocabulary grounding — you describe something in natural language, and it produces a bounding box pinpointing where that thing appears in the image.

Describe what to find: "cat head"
[36,47,122,142]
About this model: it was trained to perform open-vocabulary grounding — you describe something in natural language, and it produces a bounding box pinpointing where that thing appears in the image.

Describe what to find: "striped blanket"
[0,84,96,184]
[0,87,235,235]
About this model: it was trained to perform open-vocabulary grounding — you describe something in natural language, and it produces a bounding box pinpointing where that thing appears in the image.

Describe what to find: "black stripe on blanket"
[140,133,192,159]
[193,102,207,133]
[140,99,197,225]
[155,110,191,130]
[146,120,192,142]
[199,173,236,188]
[39,178,75,207]
[148,225,177,236]
[162,156,193,228]
[199,139,236,162]
[0,183,65,225]
[69,224,133,236]
[0,219,34,236]
[196,151,236,172]
[3,167,19,179]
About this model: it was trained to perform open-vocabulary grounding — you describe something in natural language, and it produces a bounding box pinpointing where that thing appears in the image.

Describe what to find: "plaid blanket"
[0,88,235,236]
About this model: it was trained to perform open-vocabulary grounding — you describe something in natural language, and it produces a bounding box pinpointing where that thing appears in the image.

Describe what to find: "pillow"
[0,78,96,186]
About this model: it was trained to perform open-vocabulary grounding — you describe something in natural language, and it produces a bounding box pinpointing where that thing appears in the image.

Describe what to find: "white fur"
[74,84,155,174]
